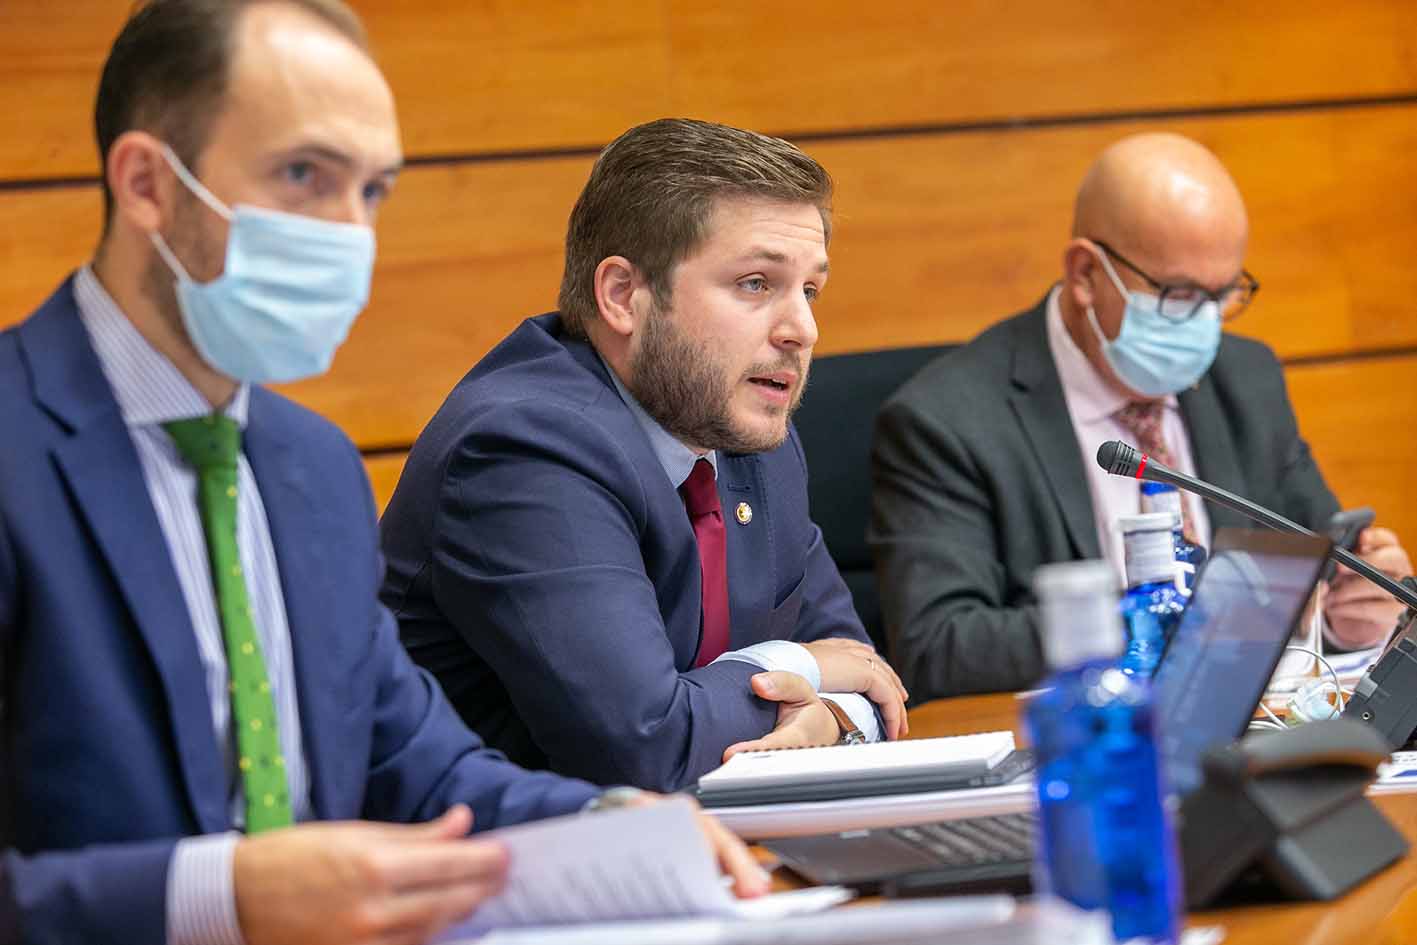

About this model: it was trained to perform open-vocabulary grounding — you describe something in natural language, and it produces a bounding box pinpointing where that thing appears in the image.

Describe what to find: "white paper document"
[1268,643,1384,695]
[435,797,851,941]
[470,896,1022,945]
[1371,750,1417,795]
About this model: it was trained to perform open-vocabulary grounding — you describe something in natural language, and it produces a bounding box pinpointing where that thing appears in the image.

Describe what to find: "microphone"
[1095,440,1417,612]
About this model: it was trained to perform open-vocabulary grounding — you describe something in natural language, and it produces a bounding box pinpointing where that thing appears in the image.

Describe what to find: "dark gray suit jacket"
[870,295,1339,700]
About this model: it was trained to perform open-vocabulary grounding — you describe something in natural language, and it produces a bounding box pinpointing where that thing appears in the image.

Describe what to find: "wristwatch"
[584,785,648,813]
[822,699,867,745]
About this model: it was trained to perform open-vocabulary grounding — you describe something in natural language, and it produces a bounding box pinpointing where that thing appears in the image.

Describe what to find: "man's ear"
[105,131,174,234]
[593,255,648,339]
[1061,238,1100,312]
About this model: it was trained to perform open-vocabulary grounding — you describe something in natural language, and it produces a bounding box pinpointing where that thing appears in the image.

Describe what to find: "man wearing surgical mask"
[871,132,1412,700]
[0,3,763,944]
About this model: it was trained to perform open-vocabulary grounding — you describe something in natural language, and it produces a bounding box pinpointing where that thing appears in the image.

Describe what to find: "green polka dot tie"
[165,414,292,833]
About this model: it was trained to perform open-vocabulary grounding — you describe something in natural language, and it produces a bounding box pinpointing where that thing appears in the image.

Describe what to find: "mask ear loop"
[1083,243,1130,352]
[157,143,234,222]
[148,142,235,284]
[149,230,194,283]
[1091,244,1132,299]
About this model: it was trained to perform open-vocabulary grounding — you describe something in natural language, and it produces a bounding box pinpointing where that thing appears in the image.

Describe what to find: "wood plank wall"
[3,1,1415,548]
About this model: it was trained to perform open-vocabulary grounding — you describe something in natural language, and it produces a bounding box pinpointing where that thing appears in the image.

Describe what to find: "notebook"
[697,731,1022,807]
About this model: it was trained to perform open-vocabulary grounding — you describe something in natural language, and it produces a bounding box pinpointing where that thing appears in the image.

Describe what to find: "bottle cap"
[1118,512,1175,534]
[1033,560,1124,669]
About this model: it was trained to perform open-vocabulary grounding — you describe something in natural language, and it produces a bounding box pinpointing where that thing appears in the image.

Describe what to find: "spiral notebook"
[696,731,1022,807]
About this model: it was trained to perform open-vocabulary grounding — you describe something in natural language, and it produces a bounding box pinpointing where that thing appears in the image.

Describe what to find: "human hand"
[234,805,507,945]
[1327,527,1413,649]
[693,803,773,898]
[802,638,909,739]
[723,670,840,759]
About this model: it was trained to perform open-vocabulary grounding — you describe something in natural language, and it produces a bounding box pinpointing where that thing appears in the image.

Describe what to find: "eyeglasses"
[1091,238,1260,323]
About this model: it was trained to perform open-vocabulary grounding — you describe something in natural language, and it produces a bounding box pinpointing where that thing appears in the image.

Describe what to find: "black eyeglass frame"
[1090,238,1260,323]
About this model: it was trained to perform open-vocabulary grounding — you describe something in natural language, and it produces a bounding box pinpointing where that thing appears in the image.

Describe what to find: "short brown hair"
[94,0,367,225]
[557,118,833,338]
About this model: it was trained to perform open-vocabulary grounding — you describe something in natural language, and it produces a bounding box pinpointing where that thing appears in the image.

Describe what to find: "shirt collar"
[73,265,249,429]
[600,353,717,490]
[1044,284,1177,422]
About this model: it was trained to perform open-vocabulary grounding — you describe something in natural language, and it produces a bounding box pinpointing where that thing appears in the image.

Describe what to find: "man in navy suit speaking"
[381,118,908,793]
[0,5,762,944]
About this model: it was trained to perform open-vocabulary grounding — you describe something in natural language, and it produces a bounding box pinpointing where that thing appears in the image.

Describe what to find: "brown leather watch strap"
[822,698,866,745]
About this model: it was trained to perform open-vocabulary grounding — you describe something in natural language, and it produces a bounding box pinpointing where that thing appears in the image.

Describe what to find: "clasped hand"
[724,638,908,758]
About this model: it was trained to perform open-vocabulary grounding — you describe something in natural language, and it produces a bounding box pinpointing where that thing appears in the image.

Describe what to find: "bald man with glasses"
[870,132,1412,701]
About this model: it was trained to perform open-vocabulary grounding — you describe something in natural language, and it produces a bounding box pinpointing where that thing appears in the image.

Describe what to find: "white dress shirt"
[603,360,882,742]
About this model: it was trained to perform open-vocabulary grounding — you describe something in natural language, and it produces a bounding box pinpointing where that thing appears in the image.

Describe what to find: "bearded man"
[379,119,906,792]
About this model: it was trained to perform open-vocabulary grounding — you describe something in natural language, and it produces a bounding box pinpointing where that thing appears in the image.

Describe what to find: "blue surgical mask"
[1086,249,1221,397]
[149,145,375,384]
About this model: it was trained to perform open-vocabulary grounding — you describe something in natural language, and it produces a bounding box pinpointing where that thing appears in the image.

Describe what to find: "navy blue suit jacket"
[0,281,597,945]
[380,314,868,792]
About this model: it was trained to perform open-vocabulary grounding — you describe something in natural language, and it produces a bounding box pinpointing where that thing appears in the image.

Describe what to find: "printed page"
[436,797,844,940]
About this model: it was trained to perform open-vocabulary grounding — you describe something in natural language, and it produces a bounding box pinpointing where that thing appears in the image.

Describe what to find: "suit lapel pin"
[735,502,753,525]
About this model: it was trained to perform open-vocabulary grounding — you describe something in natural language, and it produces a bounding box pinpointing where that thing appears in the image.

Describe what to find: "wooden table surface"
[772,692,1417,944]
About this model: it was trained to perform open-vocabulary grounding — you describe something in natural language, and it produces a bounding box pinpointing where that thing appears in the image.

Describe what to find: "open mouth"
[749,377,791,392]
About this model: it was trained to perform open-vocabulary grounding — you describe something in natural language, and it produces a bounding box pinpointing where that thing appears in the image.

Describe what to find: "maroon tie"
[1113,400,1199,543]
[681,459,730,668]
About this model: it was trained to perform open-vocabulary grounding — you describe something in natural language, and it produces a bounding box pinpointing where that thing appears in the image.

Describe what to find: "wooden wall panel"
[5,1,1417,181]
[361,354,1417,544]
[1287,354,1417,542]
[6,104,1414,452]
[365,451,408,513]
[815,102,1417,359]
[666,1,1417,137]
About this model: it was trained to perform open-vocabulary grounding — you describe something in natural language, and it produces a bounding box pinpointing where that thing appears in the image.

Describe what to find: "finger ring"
[867,659,875,673]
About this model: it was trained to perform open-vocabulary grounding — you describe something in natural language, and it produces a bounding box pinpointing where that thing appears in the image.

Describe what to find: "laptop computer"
[765,528,1332,896]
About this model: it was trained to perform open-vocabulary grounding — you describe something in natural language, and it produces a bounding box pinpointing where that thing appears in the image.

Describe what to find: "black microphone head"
[1097,440,1142,477]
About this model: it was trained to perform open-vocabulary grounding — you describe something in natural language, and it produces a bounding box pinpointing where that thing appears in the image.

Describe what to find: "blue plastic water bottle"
[1140,481,1208,597]
[1026,560,1183,944]
[1117,512,1187,677]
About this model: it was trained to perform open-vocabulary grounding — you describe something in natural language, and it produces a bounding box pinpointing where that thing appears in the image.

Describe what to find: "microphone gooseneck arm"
[1095,440,1417,612]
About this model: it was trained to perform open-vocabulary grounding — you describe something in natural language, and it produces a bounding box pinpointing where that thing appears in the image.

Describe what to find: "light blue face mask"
[1086,249,1222,398]
[149,145,375,384]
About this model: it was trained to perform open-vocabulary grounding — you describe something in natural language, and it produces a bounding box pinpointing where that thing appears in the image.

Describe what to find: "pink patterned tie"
[1113,400,1198,543]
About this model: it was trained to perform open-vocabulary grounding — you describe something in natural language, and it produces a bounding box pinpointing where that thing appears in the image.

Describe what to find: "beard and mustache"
[625,299,807,455]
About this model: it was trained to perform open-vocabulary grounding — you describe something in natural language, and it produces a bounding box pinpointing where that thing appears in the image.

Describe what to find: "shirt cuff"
[166,832,244,945]
[820,693,884,742]
[710,640,821,690]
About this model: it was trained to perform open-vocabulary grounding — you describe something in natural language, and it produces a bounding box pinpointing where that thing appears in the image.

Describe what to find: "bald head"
[1072,133,1248,288]
[1056,133,1253,401]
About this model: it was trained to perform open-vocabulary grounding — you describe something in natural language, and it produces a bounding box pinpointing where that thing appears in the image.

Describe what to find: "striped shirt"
[75,267,311,945]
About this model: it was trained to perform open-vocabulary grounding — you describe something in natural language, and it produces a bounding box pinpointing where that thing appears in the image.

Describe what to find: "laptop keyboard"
[889,812,1037,866]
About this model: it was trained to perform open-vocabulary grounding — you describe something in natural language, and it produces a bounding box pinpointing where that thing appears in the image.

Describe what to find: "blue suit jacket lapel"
[719,453,774,649]
[242,395,351,820]
[21,280,230,833]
